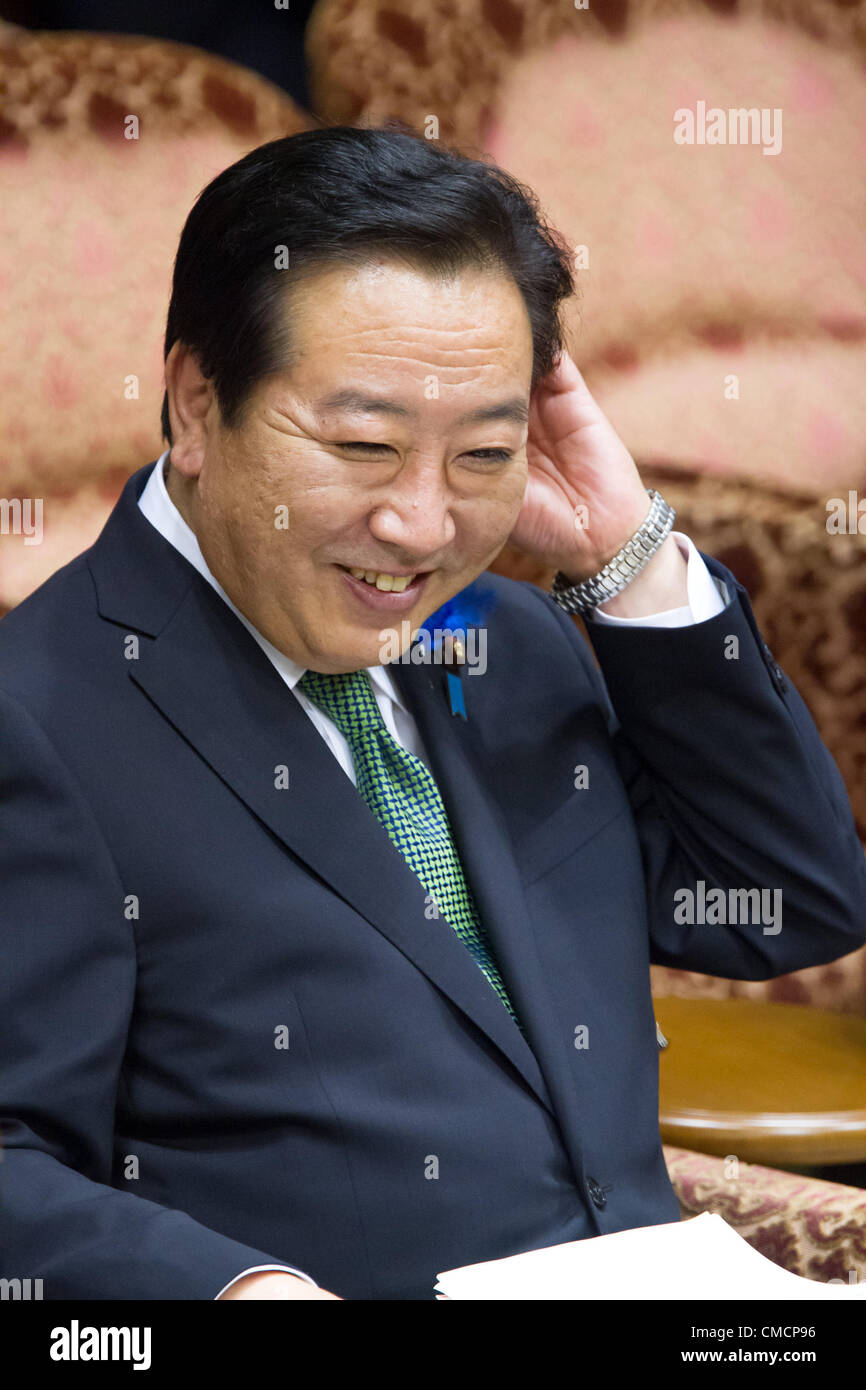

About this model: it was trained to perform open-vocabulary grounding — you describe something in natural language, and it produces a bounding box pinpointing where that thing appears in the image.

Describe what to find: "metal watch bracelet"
[548,488,676,617]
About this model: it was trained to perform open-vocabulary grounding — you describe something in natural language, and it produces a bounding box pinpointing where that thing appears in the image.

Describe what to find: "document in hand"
[434,1212,866,1300]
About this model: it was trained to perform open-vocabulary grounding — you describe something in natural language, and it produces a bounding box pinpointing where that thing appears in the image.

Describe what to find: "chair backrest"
[0,30,311,613]
[308,0,866,496]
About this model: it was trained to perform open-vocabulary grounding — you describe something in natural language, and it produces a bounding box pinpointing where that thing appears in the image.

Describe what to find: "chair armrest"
[664,1144,866,1285]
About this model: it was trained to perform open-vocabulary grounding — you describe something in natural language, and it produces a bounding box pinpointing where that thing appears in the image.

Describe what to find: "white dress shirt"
[137,448,728,1297]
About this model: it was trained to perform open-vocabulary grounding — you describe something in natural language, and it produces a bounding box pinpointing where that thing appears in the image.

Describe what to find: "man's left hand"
[509,350,689,615]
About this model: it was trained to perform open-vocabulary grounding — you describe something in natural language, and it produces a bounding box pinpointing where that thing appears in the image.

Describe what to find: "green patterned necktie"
[297,667,521,1028]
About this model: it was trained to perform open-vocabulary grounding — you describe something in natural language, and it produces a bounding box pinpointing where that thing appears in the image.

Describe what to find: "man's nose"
[367,463,457,560]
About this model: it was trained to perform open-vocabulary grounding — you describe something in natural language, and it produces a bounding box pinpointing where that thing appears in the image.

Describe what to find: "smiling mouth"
[337,565,430,593]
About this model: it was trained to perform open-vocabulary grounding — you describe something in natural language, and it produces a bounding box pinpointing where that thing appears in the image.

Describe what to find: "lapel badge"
[418,579,499,723]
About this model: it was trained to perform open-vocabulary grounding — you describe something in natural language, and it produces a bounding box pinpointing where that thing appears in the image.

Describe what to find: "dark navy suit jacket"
[2,463,865,1300]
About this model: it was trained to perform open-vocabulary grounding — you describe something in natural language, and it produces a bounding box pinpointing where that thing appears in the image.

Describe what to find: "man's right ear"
[163,342,213,478]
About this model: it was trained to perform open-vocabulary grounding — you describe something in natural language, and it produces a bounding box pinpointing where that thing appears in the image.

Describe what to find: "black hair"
[160,125,575,445]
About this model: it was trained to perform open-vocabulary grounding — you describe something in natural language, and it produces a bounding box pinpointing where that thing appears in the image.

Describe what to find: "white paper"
[434,1212,866,1299]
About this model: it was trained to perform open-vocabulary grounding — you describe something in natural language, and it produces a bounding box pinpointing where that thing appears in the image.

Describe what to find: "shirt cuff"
[214,1264,319,1299]
[589,532,729,628]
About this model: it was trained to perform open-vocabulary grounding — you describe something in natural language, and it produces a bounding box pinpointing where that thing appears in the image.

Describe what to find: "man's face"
[168,258,534,672]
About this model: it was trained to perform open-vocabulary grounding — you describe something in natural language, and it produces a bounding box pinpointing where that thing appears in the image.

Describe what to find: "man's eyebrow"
[315,390,529,426]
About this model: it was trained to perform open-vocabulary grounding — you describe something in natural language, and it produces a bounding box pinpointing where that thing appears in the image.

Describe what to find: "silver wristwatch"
[549,488,676,617]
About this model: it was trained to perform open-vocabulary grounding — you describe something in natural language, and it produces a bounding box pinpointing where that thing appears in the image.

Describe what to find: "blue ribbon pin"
[417,579,499,723]
[446,671,467,720]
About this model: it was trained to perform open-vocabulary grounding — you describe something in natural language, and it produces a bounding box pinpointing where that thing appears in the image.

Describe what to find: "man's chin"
[309,619,432,673]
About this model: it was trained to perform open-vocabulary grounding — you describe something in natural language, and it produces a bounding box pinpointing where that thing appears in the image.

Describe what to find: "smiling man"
[1,127,865,1302]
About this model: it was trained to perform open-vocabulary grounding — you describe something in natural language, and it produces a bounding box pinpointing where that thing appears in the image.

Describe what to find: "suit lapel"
[88,467,555,1117]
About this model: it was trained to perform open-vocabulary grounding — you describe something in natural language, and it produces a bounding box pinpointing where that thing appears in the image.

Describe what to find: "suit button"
[586,1176,607,1210]
[761,641,788,693]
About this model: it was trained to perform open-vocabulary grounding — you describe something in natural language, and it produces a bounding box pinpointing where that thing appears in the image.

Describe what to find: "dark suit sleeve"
[0,687,303,1299]
[529,557,866,979]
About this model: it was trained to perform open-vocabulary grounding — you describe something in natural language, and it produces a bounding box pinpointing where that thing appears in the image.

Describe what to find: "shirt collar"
[137,450,409,712]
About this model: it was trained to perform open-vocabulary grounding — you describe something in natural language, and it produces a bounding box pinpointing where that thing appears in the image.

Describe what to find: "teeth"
[348,568,415,592]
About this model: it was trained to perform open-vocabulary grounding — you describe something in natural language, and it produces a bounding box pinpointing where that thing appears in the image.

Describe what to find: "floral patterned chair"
[306,0,866,496]
[666,1145,866,1283]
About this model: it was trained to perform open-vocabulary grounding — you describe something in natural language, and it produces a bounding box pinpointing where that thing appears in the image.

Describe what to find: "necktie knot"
[298,667,384,744]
